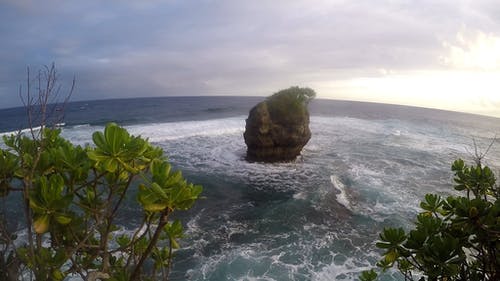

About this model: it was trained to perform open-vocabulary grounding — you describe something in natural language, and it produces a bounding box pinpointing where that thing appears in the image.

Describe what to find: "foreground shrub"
[0,123,202,280]
[361,158,499,281]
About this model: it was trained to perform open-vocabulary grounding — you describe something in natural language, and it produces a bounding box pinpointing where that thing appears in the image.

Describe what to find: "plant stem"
[130,209,169,281]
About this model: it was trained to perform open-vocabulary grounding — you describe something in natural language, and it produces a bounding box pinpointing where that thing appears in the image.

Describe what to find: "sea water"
[1,97,499,280]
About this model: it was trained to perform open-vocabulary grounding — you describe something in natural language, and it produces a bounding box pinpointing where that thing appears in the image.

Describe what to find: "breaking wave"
[6,111,500,280]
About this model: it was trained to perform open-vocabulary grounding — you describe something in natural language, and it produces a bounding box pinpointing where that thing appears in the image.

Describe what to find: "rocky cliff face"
[244,87,314,162]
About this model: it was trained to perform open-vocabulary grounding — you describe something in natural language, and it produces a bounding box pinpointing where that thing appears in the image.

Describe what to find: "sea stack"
[244,86,315,162]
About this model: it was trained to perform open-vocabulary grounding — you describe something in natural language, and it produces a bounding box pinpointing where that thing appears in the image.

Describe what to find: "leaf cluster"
[0,123,202,280]
[362,159,499,281]
[265,86,316,123]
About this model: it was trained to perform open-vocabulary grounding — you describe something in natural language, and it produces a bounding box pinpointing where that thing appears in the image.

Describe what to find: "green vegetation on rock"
[265,86,316,124]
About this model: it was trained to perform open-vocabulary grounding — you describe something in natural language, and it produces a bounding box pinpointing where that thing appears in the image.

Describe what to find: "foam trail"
[125,117,245,142]
[0,125,42,136]
[330,175,351,210]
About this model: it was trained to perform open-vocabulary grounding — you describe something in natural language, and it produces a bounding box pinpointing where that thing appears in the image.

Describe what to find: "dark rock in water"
[244,86,315,162]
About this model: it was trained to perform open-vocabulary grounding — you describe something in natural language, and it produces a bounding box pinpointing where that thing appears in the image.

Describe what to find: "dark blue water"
[3,96,498,133]
[1,97,499,280]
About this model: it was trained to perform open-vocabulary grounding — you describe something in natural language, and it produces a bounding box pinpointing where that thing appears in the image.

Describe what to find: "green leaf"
[170,238,180,249]
[87,149,108,162]
[420,193,442,212]
[376,258,392,271]
[134,237,149,255]
[164,220,184,249]
[164,220,183,238]
[385,249,398,263]
[33,214,50,234]
[51,269,65,281]
[55,214,72,225]
[151,182,168,200]
[404,229,427,250]
[451,159,464,172]
[360,269,378,281]
[116,234,131,248]
[104,123,128,154]
[379,227,406,245]
[138,184,168,212]
[92,130,107,150]
[28,198,46,213]
[103,158,118,173]
[144,202,168,212]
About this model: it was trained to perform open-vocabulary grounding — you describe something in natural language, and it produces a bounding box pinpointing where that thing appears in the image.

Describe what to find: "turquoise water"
[1,97,499,280]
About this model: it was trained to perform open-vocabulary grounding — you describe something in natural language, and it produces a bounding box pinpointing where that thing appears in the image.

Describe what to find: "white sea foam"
[60,124,102,145]
[72,123,91,128]
[125,116,246,142]
[0,126,42,137]
[7,113,499,281]
[312,255,373,281]
[330,175,351,210]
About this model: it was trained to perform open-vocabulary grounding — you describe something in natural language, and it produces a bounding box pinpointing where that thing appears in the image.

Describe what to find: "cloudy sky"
[1,0,500,117]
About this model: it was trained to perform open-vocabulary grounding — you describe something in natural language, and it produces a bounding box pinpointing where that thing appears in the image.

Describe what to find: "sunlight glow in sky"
[0,0,499,117]
[326,70,500,115]
[318,29,500,117]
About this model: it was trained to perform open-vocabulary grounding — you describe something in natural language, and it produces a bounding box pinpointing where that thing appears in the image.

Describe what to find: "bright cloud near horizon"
[1,0,500,117]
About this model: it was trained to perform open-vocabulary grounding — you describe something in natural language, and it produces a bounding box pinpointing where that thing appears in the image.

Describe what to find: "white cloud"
[442,28,500,70]
[1,0,500,117]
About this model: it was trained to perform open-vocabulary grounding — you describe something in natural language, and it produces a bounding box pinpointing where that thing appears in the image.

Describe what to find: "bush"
[0,123,202,280]
[361,159,499,281]
[0,63,201,281]
[265,86,316,123]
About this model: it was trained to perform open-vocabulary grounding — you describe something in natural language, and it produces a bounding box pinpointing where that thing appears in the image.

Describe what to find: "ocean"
[1,96,500,280]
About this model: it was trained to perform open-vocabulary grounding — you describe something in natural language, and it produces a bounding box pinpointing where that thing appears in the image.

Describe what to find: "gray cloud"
[1,0,499,109]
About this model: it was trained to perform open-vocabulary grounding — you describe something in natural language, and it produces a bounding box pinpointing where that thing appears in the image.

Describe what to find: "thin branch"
[130,209,170,281]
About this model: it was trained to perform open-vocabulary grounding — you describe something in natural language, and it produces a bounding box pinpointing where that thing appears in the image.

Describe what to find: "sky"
[1,0,500,117]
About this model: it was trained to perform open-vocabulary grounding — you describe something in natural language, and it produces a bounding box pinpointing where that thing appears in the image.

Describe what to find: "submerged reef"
[244,86,315,162]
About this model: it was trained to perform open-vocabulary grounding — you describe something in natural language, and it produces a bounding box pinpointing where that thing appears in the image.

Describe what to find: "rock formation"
[244,86,315,162]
